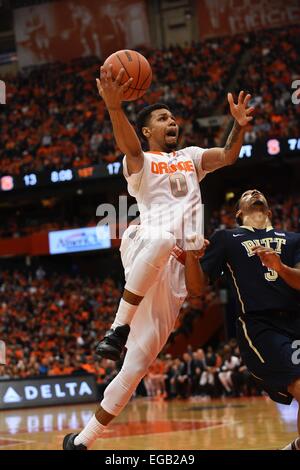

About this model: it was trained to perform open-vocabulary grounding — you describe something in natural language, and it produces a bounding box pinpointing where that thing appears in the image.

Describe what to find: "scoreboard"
[239,137,300,160]
[1,136,300,192]
[0,161,122,192]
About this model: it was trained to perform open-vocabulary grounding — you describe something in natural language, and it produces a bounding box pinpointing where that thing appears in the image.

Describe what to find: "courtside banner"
[0,375,97,410]
[13,0,150,68]
[197,0,300,39]
[49,225,111,254]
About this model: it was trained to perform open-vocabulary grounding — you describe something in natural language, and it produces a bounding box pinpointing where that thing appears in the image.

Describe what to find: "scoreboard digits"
[1,162,122,192]
[288,138,300,151]
[51,169,73,183]
[23,173,37,186]
[107,162,121,175]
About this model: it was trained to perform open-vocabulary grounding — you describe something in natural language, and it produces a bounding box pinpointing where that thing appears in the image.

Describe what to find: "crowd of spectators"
[0,35,244,176]
[144,340,260,401]
[1,25,299,177]
[0,270,121,382]
[234,26,300,144]
[0,266,259,399]
[0,268,211,384]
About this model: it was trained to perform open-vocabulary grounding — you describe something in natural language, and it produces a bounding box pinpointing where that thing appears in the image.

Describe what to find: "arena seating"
[1,26,298,177]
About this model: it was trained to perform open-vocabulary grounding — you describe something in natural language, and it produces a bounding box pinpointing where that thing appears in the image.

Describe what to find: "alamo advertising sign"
[0,375,97,410]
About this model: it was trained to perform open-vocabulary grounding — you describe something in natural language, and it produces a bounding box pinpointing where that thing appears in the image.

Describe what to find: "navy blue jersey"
[201,226,300,315]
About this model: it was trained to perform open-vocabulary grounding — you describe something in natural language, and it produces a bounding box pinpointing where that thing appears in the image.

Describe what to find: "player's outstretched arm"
[96,64,143,175]
[202,91,254,172]
[184,240,210,297]
[252,246,300,290]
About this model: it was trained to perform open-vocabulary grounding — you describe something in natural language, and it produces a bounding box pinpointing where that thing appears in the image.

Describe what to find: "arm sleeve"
[185,146,208,182]
[123,155,144,197]
[200,229,227,283]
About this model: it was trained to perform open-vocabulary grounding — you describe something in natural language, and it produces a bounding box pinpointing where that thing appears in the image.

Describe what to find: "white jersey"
[123,147,207,247]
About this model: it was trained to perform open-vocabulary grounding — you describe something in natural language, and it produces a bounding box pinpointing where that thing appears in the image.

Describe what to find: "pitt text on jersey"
[241,236,287,281]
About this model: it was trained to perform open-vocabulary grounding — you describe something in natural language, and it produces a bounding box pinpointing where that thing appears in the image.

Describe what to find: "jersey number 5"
[265,268,278,282]
[169,173,188,197]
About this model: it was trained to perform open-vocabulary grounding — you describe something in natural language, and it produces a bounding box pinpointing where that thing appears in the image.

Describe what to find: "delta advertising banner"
[49,225,111,254]
[0,375,97,410]
[197,0,300,39]
[14,0,150,68]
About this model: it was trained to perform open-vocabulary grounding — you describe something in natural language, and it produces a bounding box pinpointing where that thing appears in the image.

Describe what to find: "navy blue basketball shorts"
[236,312,300,405]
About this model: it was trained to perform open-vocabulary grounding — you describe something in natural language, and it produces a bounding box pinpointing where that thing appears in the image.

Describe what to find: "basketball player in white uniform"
[94,65,254,362]
[63,64,253,449]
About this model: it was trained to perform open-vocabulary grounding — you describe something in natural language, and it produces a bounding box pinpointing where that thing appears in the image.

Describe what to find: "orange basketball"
[103,49,152,101]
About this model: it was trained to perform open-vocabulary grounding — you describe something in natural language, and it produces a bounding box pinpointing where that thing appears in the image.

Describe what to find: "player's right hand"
[96,64,133,109]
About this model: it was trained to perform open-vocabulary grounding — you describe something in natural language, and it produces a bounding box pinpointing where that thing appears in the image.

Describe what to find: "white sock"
[281,438,300,450]
[111,298,139,329]
[74,415,106,448]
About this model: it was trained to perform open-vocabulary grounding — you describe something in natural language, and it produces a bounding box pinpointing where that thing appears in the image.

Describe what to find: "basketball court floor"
[0,396,297,450]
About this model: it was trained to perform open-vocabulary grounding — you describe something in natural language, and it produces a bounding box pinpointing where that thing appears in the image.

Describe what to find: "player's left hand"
[252,246,283,272]
[227,91,255,127]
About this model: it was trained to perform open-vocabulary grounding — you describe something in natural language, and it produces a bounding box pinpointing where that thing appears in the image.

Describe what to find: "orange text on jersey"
[151,160,194,175]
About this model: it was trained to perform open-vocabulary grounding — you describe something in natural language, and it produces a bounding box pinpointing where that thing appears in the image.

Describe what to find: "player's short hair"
[136,103,171,142]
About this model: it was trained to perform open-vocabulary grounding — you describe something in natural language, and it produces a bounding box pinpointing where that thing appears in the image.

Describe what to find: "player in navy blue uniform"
[196,189,300,450]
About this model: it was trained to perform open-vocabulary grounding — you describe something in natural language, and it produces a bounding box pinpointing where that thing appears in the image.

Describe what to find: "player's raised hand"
[96,64,133,110]
[252,246,283,273]
[227,91,255,127]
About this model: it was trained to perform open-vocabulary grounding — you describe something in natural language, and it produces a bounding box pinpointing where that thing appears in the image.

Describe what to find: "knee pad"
[101,361,149,416]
